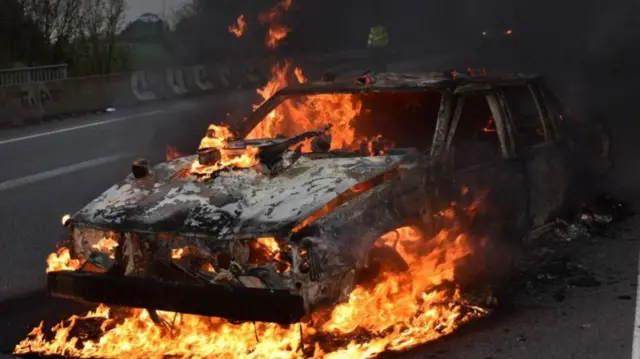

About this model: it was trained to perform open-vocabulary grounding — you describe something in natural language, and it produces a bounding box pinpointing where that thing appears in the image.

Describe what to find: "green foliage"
[68,42,132,77]
[3,0,130,76]
[0,0,49,68]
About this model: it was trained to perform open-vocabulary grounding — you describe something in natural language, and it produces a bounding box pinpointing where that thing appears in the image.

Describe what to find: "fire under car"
[48,70,611,325]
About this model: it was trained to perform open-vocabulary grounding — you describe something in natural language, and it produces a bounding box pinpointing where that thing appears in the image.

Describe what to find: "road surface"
[0,77,638,359]
[0,90,257,300]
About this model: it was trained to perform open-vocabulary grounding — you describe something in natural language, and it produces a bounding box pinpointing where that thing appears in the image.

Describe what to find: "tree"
[120,13,170,44]
[19,0,83,63]
[16,0,127,75]
[0,0,48,67]
[71,0,127,75]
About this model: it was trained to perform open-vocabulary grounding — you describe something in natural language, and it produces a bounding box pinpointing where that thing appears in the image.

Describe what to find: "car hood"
[72,154,405,238]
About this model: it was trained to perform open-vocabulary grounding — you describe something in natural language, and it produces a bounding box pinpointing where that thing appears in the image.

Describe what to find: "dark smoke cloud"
[170,0,640,171]
[360,0,639,141]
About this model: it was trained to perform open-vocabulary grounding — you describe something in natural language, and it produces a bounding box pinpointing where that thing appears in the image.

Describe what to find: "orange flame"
[198,124,234,150]
[258,0,294,49]
[258,0,293,24]
[91,237,119,258]
[61,214,71,226]
[256,237,280,253]
[266,24,291,49]
[247,63,362,152]
[229,14,247,37]
[190,124,259,178]
[18,198,490,358]
[482,117,497,133]
[46,236,119,273]
[45,247,81,273]
[166,146,182,161]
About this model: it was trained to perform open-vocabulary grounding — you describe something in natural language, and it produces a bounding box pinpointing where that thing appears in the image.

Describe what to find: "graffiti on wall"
[20,83,62,110]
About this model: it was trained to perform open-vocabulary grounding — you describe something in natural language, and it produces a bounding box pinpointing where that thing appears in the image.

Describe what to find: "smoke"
[163,1,640,160]
[356,0,639,151]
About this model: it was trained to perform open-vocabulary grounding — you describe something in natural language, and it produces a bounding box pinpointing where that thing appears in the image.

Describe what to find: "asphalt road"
[0,90,257,299]
[0,67,639,358]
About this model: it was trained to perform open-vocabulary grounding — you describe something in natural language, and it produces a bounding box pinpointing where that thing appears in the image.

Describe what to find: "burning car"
[46,70,610,327]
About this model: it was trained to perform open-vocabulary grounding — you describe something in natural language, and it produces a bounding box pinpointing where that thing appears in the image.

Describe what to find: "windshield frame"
[237,85,447,141]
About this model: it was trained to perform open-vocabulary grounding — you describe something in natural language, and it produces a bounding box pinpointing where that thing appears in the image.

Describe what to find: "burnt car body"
[48,71,610,324]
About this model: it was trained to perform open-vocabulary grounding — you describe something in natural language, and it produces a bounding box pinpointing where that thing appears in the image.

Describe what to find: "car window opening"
[353,91,441,151]
[502,86,546,147]
[451,95,503,170]
[250,91,442,155]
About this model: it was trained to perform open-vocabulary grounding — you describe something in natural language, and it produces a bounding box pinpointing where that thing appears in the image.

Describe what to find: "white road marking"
[632,251,640,359]
[0,110,165,146]
[0,154,127,192]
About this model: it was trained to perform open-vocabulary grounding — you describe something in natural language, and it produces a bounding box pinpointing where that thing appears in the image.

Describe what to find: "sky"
[125,0,189,23]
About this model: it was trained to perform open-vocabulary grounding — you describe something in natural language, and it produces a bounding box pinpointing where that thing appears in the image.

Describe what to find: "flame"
[190,147,259,178]
[61,214,71,226]
[467,67,487,76]
[166,146,182,161]
[201,262,216,273]
[258,0,293,24]
[198,124,234,150]
[358,135,395,156]
[45,247,81,273]
[91,237,119,258]
[247,63,362,152]
[229,14,247,37]
[258,0,293,49]
[171,248,186,260]
[18,197,491,358]
[266,24,291,49]
[46,235,118,272]
[482,117,497,132]
[256,237,280,253]
[190,124,259,178]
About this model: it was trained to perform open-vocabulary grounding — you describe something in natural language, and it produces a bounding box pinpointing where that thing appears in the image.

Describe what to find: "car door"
[498,82,573,227]
[440,90,529,240]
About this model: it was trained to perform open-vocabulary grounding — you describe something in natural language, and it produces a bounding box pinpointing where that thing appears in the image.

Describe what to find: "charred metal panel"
[523,143,571,227]
[527,83,552,140]
[48,271,305,324]
[486,94,513,158]
[72,154,405,238]
[495,91,517,155]
[453,159,529,239]
[309,160,435,270]
[431,90,454,158]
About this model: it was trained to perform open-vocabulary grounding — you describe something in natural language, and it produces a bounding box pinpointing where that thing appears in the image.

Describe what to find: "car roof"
[275,71,542,96]
[238,71,543,137]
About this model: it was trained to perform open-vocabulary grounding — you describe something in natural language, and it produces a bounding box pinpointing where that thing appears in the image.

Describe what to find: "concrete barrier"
[146,70,175,101]
[213,63,232,89]
[130,71,156,102]
[166,69,189,96]
[0,74,134,126]
[189,65,214,92]
[0,52,388,127]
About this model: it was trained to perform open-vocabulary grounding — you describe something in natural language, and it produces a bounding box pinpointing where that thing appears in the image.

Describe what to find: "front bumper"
[47,271,306,324]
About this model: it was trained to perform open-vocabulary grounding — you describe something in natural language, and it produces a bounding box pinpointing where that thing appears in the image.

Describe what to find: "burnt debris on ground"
[505,193,634,307]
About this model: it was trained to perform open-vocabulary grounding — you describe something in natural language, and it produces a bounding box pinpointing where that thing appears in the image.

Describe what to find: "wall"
[0,52,373,127]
